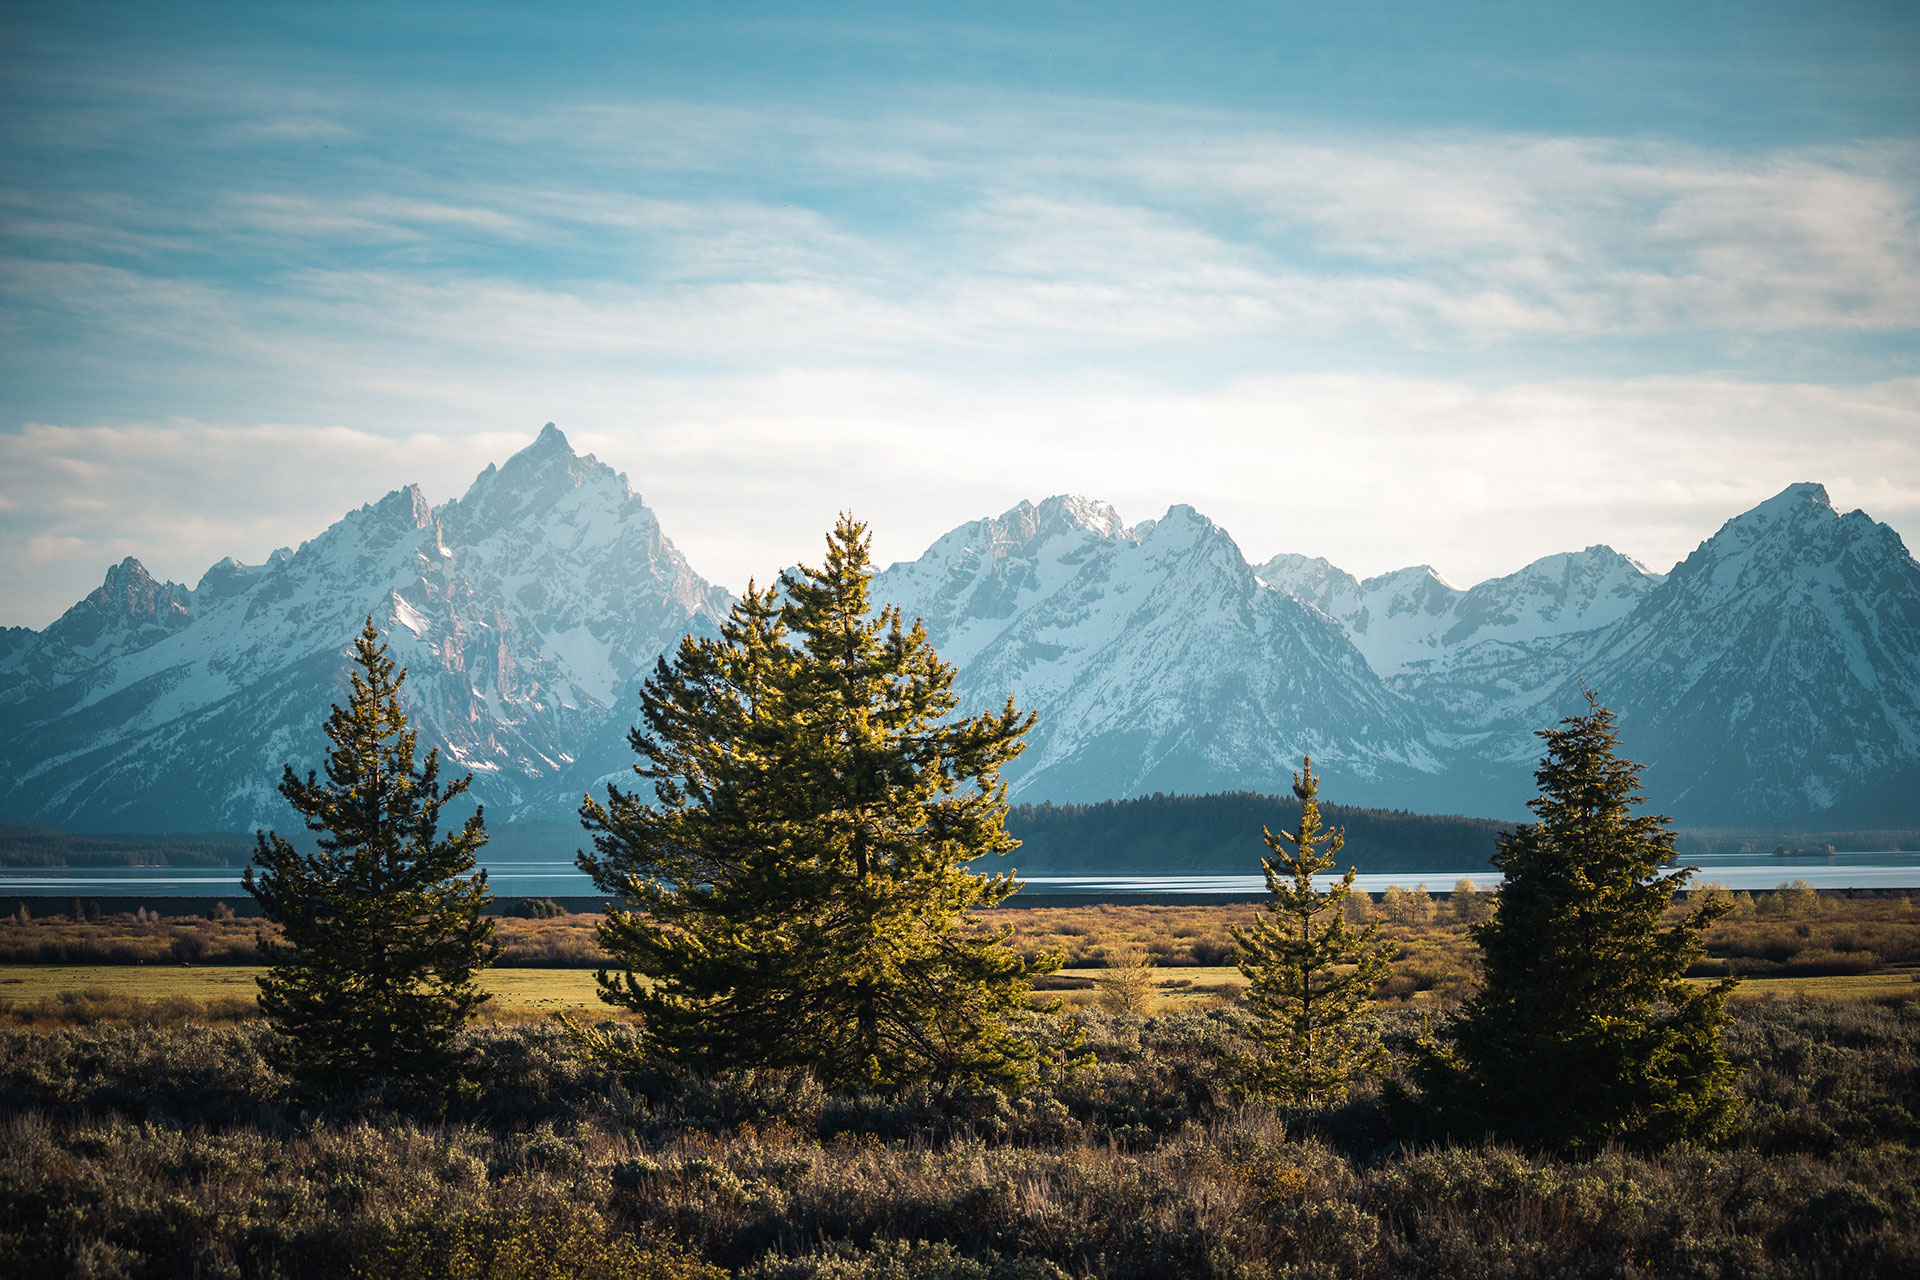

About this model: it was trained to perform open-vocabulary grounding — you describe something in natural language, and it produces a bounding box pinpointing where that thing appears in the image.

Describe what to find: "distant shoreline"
[7,886,1918,919]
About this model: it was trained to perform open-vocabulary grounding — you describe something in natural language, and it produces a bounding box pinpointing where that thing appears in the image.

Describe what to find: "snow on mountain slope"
[0,557,197,693]
[1257,545,1663,676]
[1572,483,1920,823]
[875,497,1440,806]
[5,458,1916,833]
[1372,483,1920,822]
[0,427,731,831]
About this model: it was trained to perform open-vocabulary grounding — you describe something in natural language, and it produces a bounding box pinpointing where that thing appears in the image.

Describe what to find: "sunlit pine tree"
[580,515,1055,1091]
[246,618,498,1101]
[1233,757,1396,1109]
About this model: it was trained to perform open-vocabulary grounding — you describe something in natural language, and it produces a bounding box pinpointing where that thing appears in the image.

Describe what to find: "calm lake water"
[5,850,1920,897]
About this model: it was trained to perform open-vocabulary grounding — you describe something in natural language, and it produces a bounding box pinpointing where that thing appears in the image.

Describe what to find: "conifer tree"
[1232,757,1395,1109]
[1418,692,1737,1154]
[246,618,498,1099]
[580,515,1052,1090]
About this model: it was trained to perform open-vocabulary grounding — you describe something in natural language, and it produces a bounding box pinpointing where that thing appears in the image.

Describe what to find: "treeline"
[1671,827,1920,855]
[1001,791,1507,875]
[0,823,252,868]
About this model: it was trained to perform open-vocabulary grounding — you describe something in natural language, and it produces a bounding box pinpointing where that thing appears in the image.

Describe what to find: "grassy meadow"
[2,887,1916,1026]
[1,889,1915,1277]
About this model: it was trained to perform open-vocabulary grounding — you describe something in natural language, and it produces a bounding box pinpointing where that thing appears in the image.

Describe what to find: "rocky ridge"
[3,431,1916,830]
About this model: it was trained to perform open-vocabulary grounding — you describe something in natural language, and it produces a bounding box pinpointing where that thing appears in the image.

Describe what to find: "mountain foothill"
[3,425,1916,835]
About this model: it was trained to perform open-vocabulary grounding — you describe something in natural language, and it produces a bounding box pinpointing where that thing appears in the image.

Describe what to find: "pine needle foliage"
[1419,691,1738,1155]
[579,515,1055,1091]
[1232,756,1395,1109]
[245,618,498,1099]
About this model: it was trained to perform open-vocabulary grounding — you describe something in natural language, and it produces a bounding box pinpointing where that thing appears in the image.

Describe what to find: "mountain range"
[3,426,1916,832]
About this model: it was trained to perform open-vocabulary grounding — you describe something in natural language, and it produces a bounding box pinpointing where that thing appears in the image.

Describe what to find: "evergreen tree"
[245,619,498,1099]
[580,516,1052,1091]
[1232,757,1395,1109]
[1418,692,1737,1154]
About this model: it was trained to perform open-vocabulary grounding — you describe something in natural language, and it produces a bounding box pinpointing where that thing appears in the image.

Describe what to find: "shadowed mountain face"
[3,439,1916,832]
[1577,484,1920,823]
[0,426,731,831]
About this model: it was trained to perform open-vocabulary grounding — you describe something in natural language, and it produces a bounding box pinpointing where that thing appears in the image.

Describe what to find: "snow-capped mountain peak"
[1001,493,1131,543]
[33,556,195,663]
[3,461,1915,832]
[1731,480,1833,526]
[1256,542,1664,678]
[0,426,732,831]
[876,496,1437,806]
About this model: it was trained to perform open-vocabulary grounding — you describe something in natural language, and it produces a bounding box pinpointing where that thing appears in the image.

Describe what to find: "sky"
[3,0,1918,626]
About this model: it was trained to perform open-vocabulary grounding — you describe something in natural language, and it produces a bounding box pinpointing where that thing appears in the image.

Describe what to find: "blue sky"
[3,1,1917,624]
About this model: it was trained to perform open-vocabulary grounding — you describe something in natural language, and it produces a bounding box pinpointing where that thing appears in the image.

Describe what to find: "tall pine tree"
[246,619,499,1099]
[580,516,1052,1090]
[1417,691,1737,1154]
[1232,757,1395,1108]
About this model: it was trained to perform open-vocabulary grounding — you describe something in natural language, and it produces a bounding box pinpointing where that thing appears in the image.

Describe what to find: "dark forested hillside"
[0,823,252,867]
[1000,792,1507,876]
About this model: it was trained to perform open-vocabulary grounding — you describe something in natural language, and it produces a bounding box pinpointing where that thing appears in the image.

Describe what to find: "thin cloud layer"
[7,374,1916,628]
[2,12,1917,624]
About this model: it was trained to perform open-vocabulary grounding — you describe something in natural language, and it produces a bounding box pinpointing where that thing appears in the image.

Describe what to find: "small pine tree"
[1418,692,1737,1154]
[1232,757,1396,1109]
[580,516,1054,1091]
[245,618,499,1100]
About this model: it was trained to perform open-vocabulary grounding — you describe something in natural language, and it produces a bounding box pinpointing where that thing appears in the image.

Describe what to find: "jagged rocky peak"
[1524,544,1660,578]
[1257,552,1358,596]
[95,557,186,613]
[1448,544,1662,633]
[1740,480,1833,523]
[1360,563,1460,600]
[196,556,248,595]
[95,557,191,616]
[1670,481,1911,595]
[883,495,1131,593]
[1133,504,1257,577]
[444,423,635,539]
[282,484,438,572]
[985,494,1131,548]
[360,483,436,531]
[1705,482,1845,552]
[1402,545,1658,607]
[39,556,195,652]
[194,552,288,603]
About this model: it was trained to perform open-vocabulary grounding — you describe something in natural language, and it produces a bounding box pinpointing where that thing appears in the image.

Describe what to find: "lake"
[4,848,1920,898]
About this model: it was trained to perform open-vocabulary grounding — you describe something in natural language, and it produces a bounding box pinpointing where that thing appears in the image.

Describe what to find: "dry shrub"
[493,915,611,967]
[0,988,259,1028]
[0,1002,1915,1278]
[1451,878,1494,924]
[1763,880,1824,917]
[1775,948,1885,977]
[353,1205,723,1280]
[1095,946,1157,1016]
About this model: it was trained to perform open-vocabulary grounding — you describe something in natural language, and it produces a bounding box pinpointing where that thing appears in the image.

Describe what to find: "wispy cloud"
[5,374,1916,627]
[2,51,1917,624]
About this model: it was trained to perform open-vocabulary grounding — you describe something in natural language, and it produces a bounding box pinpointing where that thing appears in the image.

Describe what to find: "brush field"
[2,889,1914,1025]
[1,890,1916,1276]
